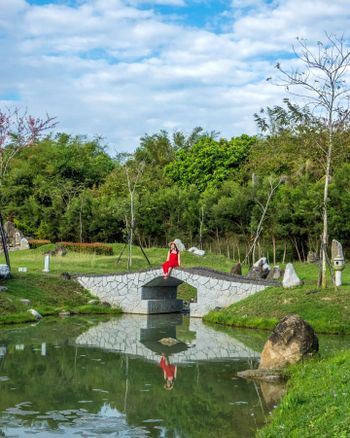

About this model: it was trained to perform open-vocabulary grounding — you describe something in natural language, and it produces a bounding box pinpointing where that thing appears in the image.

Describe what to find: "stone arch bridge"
[75,267,276,317]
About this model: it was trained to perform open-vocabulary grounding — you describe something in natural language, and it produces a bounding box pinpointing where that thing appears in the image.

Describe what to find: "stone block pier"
[75,267,277,317]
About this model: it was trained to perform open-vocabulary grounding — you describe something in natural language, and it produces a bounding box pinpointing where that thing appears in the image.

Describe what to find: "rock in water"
[282,263,303,288]
[259,314,318,370]
[230,262,242,275]
[158,337,179,346]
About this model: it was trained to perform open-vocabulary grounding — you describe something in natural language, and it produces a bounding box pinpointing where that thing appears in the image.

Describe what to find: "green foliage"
[2,133,115,241]
[165,134,255,191]
[1,122,350,259]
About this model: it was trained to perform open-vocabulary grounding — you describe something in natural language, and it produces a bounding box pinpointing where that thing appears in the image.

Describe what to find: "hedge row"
[57,242,114,256]
[28,239,51,248]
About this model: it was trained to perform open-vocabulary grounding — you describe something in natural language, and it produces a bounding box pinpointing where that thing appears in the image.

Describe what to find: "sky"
[1,0,350,153]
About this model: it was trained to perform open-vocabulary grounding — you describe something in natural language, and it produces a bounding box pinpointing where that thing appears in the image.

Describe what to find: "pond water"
[0,315,348,438]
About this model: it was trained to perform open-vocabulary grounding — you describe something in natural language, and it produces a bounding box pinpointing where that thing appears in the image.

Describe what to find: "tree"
[165,134,255,191]
[125,162,145,269]
[0,107,56,268]
[272,34,350,287]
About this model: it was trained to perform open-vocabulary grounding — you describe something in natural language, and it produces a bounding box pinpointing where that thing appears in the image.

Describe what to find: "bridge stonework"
[75,267,276,317]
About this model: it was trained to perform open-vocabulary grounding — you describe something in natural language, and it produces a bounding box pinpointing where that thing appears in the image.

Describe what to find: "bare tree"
[243,176,284,265]
[125,162,145,269]
[273,34,350,287]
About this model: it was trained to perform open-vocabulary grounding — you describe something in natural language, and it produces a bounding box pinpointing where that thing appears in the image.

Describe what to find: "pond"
[0,314,347,437]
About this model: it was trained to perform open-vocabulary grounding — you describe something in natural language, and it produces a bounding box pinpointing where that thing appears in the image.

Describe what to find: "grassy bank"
[204,262,350,334]
[257,350,350,437]
[0,243,233,323]
[0,272,122,324]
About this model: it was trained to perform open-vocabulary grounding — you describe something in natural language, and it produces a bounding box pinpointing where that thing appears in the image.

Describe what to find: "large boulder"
[282,263,303,288]
[3,221,23,247]
[259,314,319,370]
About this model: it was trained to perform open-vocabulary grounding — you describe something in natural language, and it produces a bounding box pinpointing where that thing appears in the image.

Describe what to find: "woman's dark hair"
[169,242,179,253]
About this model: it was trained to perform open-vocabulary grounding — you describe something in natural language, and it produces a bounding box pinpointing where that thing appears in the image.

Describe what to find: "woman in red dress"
[162,242,181,279]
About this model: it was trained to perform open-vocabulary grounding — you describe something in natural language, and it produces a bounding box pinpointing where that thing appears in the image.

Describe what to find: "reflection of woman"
[159,353,177,390]
[162,242,181,279]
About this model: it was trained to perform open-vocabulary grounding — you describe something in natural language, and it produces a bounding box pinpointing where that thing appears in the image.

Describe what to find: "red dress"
[162,251,179,275]
[160,356,176,380]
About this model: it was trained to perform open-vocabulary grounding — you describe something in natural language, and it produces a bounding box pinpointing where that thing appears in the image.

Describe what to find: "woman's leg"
[162,262,170,275]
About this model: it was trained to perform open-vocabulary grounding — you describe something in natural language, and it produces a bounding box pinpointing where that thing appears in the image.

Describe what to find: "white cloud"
[1,0,350,152]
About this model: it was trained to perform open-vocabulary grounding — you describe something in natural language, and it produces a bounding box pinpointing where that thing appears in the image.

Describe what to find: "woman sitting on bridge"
[162,242,181,279]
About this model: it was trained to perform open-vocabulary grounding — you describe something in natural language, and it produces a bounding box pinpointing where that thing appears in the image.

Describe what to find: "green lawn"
[257,350,350,438]
[0,243,234,323]
[204,262,350,334]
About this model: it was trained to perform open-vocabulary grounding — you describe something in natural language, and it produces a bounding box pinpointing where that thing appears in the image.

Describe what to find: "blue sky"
[1,0,350,153]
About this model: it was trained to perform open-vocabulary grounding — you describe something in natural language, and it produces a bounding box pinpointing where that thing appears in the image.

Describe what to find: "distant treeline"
[2,108,350,263]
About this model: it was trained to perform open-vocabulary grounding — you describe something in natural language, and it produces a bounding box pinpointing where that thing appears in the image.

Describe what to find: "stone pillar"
[331,239,345,287]
[43,254,50,273]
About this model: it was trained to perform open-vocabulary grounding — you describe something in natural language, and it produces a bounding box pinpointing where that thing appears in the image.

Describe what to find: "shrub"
[28,239,51,248]
[57,242,113,256]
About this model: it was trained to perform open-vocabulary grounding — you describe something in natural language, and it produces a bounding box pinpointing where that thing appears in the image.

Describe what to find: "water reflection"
[75,314,260,363]
[0,316,347,437]
[159,354,177,390]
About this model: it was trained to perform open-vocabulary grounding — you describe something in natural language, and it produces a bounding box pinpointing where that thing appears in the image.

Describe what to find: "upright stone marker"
[332,239,345,287]
[282,263,303,288]
[43,254,50,273]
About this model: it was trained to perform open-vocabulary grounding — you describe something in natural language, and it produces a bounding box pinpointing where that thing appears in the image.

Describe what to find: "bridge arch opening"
[142,275,197,314]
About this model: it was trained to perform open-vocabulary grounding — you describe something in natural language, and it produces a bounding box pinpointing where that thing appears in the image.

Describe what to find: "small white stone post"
[331,240,345,287]
[43,254,50,273]
[41,342,46,356]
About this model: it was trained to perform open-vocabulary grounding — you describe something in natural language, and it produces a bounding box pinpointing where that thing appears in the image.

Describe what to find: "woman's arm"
[178,252,181,266]
[166,251,170,262]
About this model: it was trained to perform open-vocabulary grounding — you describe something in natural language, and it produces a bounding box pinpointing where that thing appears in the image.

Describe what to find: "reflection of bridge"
[75,267,276,317]
[75,314,260,364]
